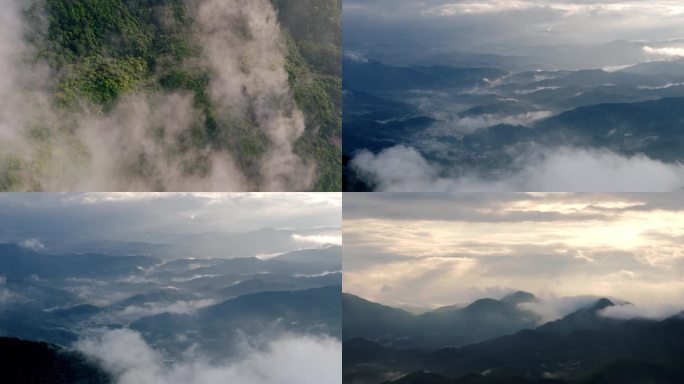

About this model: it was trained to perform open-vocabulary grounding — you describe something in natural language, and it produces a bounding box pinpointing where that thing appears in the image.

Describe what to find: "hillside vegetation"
[8,0,341,191]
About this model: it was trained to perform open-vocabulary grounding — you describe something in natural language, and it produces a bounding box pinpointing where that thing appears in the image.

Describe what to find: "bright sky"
[344,193,684,311]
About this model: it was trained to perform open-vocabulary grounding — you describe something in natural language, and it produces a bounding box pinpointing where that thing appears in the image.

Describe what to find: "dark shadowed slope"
[0,337,111,384]
[343,292,540,349]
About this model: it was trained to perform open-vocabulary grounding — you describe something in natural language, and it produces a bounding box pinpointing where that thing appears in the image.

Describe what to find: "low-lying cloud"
[19,238,45,251]
[351,145,684,192]
[600,302,683,320]
[643,45,684,58]
[518,295,612,323]
[114,299,216,322]
[446,111,553,133]
[0,0,313,191]
[0,275,20,306]
[76,329,342,384]
[292,234,343,246]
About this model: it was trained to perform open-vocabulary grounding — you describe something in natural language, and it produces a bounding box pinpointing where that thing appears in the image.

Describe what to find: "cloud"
[0,193,341,258]
[19,238,45,251]
[446,111,553,133]
[423,1,538,16]
[75,329,342,384]
[192,0,314,191]
[343,192,684,308]
[423,1,684,17]
[343,52,369,63]
[0,0,315,191]
[0,275,19,306]
[600,302,683,320]
[351,145,684,192]
[518,295,609,323]
[114,300,216,322]
[643,45,684,58]
[292,234,343,246]
[344,0,684,64]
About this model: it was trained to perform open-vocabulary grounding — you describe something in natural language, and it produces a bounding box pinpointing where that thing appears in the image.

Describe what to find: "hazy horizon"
[344,0,684,68]
[0,193,341,259]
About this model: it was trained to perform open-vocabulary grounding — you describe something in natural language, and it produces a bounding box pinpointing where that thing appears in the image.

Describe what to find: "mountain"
[0,244,160,279]
[413,298,540,348]
[110,288,199,309]
[0,337,111,383]
[535,97,684,162]
[385,371,565,384]
[343,293,540,349]
[453,96,684,174]
[534,69,680,89]
[500,291,537,306]
[344,298,684,384]
[7,0,341,191]
[0,305,80,346]
[270,245,342,268]
[343,58,507,93]
[343,293,415,341]
[384,371,453,384]
[537,298,622,334]
[186,255,339,277]
[131,285,341,356]
[622,59,684,77]
[217,272,341,298]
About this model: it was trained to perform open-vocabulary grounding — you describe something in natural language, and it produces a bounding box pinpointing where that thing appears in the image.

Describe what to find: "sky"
[344,0,684,61]
[0,193,341,258]
[344,193,684,316]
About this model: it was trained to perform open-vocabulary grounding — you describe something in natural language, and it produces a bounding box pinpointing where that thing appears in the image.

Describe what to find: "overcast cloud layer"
[344,193,684,319]
[344,0,684,62]
[0,193,341,258]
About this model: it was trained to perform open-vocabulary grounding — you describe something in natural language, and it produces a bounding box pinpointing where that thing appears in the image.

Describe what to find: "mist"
[0,0,314,191]
[191,0,314,191]
[76,329,342,384]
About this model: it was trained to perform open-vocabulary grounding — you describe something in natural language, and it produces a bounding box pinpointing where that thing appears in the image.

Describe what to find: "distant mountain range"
[343,58,507,94]
[132,285,341,357]
[0,242,342,371]
[343,293,684,384]
[342,54,684,191]
[343,292,540,348]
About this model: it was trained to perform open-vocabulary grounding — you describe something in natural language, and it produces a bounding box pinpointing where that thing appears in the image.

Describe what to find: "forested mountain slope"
[1,0,341,191]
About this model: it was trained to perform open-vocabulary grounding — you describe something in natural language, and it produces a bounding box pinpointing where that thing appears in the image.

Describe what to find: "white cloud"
[76,329,342,384]
[351,145,684,192]
[518,295,607,323]
[0,275,20,305]
[600,302,683,320]
[292,234,343,246]
[0,288,18,305]
[19,238,45,251]
[446,111,553,133]
[424,0,537,15]
[117,300,216,320]
[344,52,369,63]
[424,1,684,17]
[643,45,684,58]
